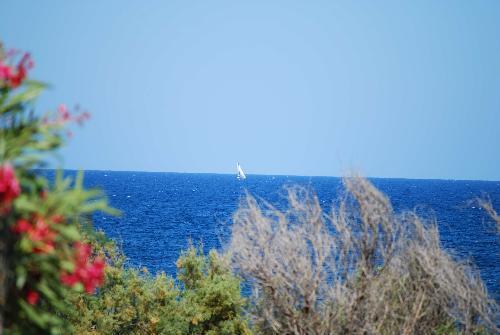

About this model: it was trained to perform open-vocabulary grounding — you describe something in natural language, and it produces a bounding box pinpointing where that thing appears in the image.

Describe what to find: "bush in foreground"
[0,43,113,334]
[228,177,499,334]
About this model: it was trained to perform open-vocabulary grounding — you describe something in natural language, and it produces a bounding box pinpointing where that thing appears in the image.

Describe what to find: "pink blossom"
[0,52,33,88]
[60,242,105,293]
[43,105,91,131]
[0,61,13,80]
[12,219,30,233]
[0,163,21,213]
[27,217,52,242]
[58,104,71,122]
[12,216,58,254]
[26,290,39,305]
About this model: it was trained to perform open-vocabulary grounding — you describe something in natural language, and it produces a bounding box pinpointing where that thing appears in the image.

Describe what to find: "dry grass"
[477,196,500,232]
[227,176,498,334]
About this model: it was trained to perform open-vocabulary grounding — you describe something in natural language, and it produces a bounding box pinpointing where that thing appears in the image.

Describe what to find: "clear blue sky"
[1,1,499,180]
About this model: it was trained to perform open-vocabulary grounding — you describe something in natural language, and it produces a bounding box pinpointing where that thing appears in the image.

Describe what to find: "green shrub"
[65,234,251,335]
[160,247,251,335]
[63,230,174,334]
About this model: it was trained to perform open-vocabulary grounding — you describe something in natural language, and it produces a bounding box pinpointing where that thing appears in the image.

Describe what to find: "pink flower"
[12,219,31,233]
[27,217,52,242]
[75,242,92,263]
[58,104,71,122]
[0,61,13,80]
[60,272,79,286]
[42,104,91,131]
[0,52,33,88]
[29,217,57,254]
[26,290,39,305]
[60,242,105,293]
[12,216,58,254]
[0,163,21,213]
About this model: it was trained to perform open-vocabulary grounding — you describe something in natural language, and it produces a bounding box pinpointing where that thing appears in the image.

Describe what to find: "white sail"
[236,162,246,180]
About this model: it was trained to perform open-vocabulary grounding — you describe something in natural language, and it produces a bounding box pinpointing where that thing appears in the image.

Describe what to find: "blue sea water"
[44,171,500,300]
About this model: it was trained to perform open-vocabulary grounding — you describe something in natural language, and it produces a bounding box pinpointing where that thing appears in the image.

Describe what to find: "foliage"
[161,247,251,335]
[63,229,176,334]
[65,233,251,335]
[228,177,499,335]
[0,43,114,334]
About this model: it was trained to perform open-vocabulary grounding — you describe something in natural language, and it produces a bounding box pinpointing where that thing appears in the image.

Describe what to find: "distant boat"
[236,162,246,180]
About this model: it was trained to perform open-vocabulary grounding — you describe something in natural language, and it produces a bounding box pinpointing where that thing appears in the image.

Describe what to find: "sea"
[42,170,500,300]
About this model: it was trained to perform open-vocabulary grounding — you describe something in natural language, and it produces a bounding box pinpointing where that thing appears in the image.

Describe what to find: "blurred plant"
[228,177,499,334]
[476,196,500,232]
[0,42,115,334]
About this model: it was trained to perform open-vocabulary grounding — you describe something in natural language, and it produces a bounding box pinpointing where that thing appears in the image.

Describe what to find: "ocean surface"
[43,171,500,300]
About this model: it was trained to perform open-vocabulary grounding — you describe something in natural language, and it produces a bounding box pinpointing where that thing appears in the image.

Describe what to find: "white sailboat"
[236,162,246,180]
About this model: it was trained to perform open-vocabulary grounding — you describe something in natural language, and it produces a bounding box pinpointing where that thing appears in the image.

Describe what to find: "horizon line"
[34,168,500,183]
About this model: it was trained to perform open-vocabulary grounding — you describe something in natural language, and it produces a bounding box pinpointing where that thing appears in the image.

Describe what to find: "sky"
[1,0,499,180]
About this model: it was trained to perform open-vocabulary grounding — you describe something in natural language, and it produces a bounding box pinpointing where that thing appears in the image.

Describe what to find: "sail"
[237,162,246,180]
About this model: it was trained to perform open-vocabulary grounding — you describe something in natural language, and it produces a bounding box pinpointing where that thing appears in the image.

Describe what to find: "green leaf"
[38,281,57,301]
[15,265,27,289]
[53,224,80,241]
[0,81,46,114]
[19,237,33,253]
[60,260,75,272]
[37,281,67,312]
[19,300,47,328]
[23,79,49,88]
[14,195,39,213]
[75,170,84,190]
[72,282,84,293]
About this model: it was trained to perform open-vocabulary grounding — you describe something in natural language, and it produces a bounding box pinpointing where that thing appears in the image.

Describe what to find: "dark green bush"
[161,247,250,335]
[65,233,251,335]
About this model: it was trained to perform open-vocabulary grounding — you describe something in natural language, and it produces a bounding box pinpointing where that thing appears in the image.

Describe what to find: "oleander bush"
[0,43,114,334]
